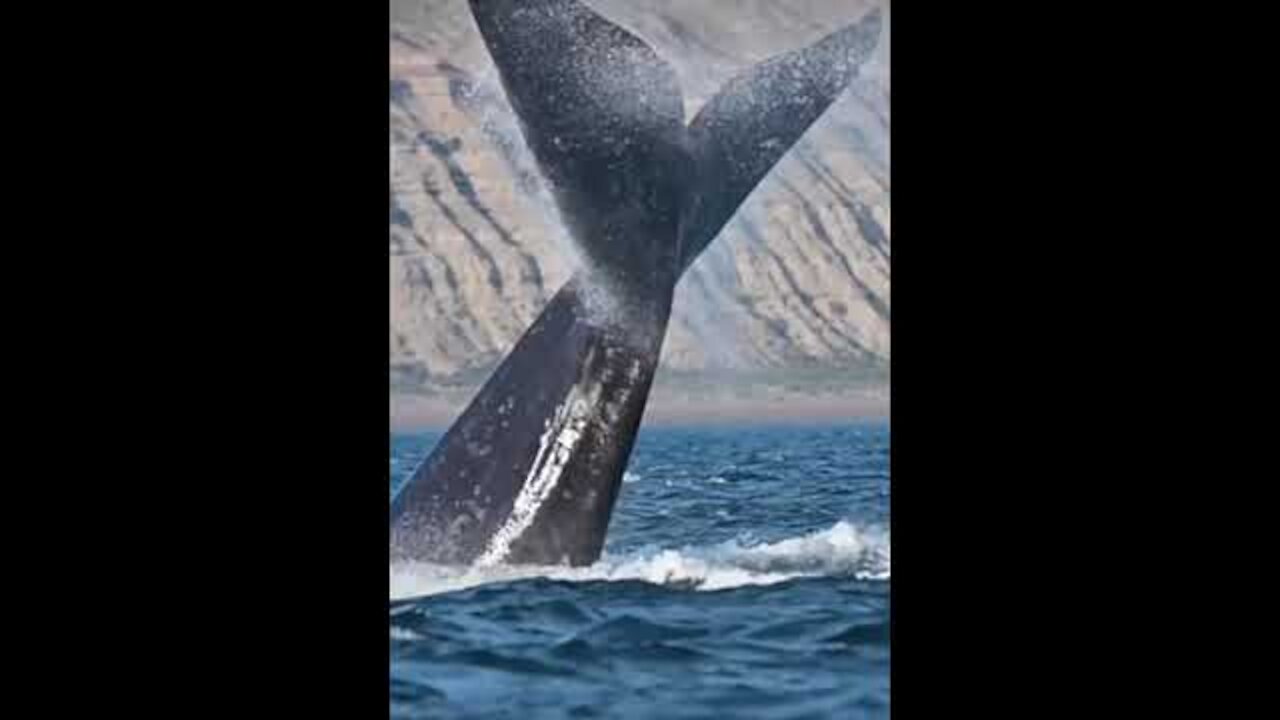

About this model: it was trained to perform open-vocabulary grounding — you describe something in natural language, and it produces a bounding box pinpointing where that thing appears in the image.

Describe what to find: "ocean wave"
[389,626,423,641]
[389,520,889,600]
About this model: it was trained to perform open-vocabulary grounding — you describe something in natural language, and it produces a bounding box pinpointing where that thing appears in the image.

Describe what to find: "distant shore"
[390,387,889,432]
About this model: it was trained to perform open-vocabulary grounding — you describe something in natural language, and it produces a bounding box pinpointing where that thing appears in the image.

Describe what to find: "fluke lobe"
[390,0,882,567]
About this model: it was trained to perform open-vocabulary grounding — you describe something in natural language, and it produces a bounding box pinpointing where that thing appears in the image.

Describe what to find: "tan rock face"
[390,0,889,399]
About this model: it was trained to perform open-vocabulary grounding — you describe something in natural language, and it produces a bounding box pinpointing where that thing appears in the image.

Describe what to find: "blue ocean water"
[390,422,890,719]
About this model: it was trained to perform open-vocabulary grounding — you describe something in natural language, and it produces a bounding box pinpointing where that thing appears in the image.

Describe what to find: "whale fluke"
[390,1,882,567]
[681,12,882,268]
[466,0,688,292]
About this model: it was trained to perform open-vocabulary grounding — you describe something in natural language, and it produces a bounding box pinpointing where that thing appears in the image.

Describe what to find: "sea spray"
[390,519,889,600]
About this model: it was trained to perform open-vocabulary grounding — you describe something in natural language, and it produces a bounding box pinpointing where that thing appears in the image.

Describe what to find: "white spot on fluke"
[475,372,604,566]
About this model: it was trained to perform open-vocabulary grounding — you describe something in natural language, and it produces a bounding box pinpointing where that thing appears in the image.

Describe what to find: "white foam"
[390,520,889,600]
[389,626,423,641]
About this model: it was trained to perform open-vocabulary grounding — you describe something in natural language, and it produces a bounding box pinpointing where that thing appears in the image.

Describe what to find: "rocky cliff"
[389,0,890,419]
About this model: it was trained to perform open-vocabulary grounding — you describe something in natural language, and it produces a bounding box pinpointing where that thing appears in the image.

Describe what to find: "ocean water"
[390,422,890,719]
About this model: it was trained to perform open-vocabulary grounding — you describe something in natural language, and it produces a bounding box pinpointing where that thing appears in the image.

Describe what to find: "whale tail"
[466,0,881,286]
[389,1,883,567]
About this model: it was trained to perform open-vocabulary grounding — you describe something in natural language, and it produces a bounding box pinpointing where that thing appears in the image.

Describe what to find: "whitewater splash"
[390,520,889,600]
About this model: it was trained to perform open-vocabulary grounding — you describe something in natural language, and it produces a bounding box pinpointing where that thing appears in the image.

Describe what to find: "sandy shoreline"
[390,389,889,432]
